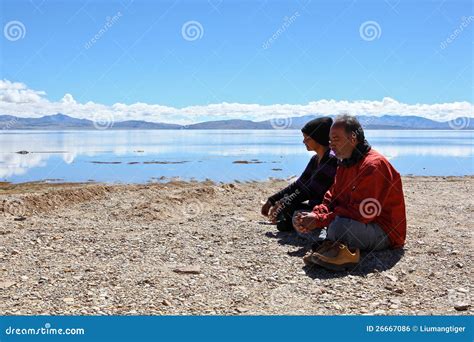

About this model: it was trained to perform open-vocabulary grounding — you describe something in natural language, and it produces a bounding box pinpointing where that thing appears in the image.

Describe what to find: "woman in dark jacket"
[261,117,337,231]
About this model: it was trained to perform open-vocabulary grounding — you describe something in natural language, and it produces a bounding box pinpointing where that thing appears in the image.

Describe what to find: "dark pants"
[275,202,312,232]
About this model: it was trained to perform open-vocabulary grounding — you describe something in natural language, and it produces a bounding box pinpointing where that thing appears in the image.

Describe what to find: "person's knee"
[327,216,351,240]
[327,216,391,250]
[371,226,391,251]
[327,216,369,249]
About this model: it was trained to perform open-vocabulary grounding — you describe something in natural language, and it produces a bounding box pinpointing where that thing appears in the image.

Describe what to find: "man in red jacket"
[293,114,406,271]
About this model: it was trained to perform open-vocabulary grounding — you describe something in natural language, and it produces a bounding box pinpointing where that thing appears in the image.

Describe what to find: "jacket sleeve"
[310,184,337,228]
[333,161,391,224]
[267,156,317,205]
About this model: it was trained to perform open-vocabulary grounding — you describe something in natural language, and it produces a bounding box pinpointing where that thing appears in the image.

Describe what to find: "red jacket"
[312,149,407,248]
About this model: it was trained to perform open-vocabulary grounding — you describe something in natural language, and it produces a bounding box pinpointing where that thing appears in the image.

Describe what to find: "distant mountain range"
[0,113,472,130]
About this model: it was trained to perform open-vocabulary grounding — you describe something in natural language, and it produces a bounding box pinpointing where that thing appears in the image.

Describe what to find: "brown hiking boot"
[312,242,360,271]
[303,241,335,266]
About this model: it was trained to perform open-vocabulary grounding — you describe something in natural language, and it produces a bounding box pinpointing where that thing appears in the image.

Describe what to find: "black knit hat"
[301,117,333,146]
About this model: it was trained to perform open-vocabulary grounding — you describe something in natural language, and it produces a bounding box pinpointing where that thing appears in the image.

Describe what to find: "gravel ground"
[0,176,472,315]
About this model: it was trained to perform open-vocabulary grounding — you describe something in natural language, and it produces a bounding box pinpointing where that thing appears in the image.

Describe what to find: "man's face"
[329,125,357,159]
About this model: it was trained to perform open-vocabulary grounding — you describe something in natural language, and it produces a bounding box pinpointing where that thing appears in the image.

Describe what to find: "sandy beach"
[0,176,472,315]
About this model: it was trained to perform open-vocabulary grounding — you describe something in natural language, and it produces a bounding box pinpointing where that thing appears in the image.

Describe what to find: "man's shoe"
[311,239,330,252]
[312,242,360,271]
[303,241,335,266]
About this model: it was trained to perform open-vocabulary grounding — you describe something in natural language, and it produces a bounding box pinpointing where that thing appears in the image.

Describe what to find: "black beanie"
[301,117,333,146]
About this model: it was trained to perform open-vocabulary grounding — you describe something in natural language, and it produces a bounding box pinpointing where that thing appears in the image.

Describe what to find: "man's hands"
[293,211,324,233]
[261,200,328,230]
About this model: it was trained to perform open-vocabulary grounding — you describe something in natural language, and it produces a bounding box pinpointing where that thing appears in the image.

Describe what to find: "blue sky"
[0,0,472,123]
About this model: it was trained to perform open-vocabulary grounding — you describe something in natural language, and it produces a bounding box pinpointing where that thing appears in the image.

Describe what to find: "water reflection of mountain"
[0,130,472,180]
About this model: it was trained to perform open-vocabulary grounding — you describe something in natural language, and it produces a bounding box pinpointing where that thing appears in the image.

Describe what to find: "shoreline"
[1,174,473,191]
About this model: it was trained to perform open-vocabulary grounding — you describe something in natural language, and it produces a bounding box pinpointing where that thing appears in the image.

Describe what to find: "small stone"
[233,217,246,222]
[454,303,471,311]
[457,288,469,293]
[63,297,75,304]
[393,288,404,294]
[235,307,249,313]
[369,301,381,307]
[162,299,172,306]
[0,281,16,289]
[455,262,464,268]
[173,265,201,274]
[389,304,399,309]
[20,276,28,281]
[384,274,398,282]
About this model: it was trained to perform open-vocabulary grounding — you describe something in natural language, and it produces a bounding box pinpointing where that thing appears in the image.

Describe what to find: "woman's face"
[302,133,318,151]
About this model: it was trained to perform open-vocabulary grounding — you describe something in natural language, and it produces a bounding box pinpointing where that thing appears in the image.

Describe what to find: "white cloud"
[0,79,46,104]
[0,79,472,124]
[60,93,76,104]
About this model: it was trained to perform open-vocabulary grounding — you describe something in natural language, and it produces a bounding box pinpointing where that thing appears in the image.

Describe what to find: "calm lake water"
[0,130,472,183]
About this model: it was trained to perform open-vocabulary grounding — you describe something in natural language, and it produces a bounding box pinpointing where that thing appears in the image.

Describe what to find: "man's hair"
[333,114,365,143]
